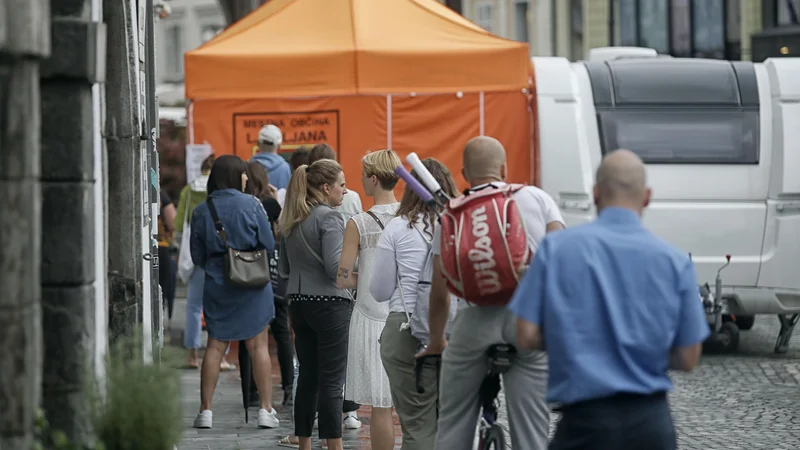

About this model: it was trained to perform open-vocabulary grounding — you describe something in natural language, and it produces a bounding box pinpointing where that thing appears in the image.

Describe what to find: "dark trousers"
[290,299,352,439]
[550,392,676,450]
[272,296,295,390]
[157,246,175,319]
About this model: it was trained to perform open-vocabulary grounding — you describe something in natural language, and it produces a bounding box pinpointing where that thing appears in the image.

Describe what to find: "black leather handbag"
[207,198,270,288]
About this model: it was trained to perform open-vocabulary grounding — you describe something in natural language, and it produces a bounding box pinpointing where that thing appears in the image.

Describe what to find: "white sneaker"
[193,410,212,429]
[258,408,280,428]
[344,411,362,429]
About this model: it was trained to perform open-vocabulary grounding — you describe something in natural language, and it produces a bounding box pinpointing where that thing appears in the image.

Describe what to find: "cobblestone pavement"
[178,315,800,449]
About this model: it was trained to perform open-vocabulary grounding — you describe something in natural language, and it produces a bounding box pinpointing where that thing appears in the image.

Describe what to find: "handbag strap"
[206,198,227,244]
[365,210,385,230]
[298,225,324,265]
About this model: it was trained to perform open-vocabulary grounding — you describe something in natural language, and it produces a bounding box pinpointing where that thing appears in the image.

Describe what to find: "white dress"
[345,203,399,407]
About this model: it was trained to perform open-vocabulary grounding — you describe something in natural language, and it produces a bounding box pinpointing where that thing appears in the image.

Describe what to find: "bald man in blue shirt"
[508,149,710,450]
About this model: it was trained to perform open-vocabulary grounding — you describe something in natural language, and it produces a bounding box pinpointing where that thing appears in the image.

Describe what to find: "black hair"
[207,154,247,194]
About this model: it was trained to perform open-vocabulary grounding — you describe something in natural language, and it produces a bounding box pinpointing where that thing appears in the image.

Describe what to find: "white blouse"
[369,215,432,314]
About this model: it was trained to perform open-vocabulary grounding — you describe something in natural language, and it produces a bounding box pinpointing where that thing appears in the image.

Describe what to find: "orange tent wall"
[188,91,533,203]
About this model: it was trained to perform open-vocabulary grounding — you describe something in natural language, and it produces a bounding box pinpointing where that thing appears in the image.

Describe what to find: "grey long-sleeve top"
[278,204,349,299]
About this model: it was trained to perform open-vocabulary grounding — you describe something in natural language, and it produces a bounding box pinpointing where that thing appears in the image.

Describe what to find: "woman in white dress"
[337,149,402,450]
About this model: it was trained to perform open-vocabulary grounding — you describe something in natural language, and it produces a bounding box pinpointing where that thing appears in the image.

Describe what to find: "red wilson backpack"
[439,184,531,307]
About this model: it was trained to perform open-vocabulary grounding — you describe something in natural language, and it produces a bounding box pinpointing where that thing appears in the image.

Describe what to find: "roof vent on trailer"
[586,47,660,62]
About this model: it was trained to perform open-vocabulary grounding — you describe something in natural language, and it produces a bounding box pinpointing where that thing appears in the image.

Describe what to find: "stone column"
[39,0,106,444]
[104,0,145,344]
[0,1,50,449]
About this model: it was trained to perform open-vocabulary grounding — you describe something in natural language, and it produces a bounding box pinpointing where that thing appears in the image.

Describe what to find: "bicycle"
[414,344,516,449]
[478,343,516,449]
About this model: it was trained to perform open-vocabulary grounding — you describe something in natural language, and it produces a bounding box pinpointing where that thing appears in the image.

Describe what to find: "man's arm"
[669,344,703,372]
[516,318,544,351]
[508,239,550,351]
[670,259,711,372]
[546,220,564,233]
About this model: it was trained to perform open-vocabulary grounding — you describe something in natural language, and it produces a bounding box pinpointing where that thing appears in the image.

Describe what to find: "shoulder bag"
[207,198,271,288]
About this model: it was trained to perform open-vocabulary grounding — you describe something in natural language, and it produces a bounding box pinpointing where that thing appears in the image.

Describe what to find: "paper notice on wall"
[185,144,214,183]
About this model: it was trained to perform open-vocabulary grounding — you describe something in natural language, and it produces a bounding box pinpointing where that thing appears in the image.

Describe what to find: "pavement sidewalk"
[170,292,404,449]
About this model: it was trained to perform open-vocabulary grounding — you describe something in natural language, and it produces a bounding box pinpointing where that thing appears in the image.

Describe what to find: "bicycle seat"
[487,344,516,375]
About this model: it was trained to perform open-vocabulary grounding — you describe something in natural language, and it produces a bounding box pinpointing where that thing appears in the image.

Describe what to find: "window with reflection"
[670,0,692,57]
[619,0,638,46]
[777,0,800,25]
[692,0,725,58]
[726,0,741,60]
[638,0,669,54]
[571,0,584,60]
[613,0,739,60]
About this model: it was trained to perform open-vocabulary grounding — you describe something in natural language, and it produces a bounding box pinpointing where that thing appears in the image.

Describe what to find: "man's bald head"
[462,136,507,185]
[594,149,650,213]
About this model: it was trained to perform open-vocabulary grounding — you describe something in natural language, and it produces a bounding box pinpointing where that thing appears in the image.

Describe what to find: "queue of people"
[171,122,708,450]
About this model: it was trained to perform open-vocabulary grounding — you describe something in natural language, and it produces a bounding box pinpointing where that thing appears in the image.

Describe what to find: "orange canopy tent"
[184,0,536,198]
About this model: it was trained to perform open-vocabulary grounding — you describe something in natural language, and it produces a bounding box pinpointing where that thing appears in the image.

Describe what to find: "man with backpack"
[420,136,564,449]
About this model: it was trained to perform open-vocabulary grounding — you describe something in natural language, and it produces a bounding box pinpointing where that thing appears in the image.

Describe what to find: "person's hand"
[416,338,447,359]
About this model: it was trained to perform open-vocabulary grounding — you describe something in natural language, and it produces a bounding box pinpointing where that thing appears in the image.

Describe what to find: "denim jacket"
[190,189,276,338]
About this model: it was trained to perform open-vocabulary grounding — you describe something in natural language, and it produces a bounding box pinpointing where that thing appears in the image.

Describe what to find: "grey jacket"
[278,204,348,299]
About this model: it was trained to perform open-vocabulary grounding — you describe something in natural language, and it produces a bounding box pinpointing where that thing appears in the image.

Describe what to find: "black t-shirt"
[261,197,281,231]
[262,196,286,297]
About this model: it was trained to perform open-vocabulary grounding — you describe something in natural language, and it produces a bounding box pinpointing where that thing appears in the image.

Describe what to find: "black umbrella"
[238,340,256,423]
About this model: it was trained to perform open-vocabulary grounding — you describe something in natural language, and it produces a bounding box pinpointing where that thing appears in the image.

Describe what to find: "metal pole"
[145,0,163,362]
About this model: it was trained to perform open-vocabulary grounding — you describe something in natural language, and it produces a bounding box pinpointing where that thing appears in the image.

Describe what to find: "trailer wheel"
[716,322,740,353]
[735,315,755,331]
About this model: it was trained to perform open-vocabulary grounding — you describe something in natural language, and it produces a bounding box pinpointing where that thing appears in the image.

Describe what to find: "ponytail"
[278,165,311,236]
[278,160,342,235]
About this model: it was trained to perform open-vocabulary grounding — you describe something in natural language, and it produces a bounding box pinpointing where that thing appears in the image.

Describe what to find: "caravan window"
[598,110,759,164]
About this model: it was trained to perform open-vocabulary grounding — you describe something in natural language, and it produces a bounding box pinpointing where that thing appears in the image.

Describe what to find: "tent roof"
[185,0,531,100]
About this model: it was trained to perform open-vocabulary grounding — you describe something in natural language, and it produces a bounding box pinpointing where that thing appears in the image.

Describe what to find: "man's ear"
[593,184,600,206]
[643,187,652,209]
[461,167,467,182]
[500,163,508,181]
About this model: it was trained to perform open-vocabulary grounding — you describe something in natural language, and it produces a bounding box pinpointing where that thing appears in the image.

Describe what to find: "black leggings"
[157,246,175,319]
[290,299,353,439]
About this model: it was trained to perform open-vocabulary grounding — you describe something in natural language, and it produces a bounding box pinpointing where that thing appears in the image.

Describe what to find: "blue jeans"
[183,268,205,349]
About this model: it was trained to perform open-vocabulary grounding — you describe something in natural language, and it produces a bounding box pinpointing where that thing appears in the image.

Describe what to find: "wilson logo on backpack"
[440,184,530,307]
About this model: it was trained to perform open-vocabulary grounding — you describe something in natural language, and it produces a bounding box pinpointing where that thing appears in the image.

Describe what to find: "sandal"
[277,435,300,448]
[219,360,236,371]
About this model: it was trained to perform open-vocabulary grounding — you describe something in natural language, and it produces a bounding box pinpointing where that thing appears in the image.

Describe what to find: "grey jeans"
[436,306,550,450]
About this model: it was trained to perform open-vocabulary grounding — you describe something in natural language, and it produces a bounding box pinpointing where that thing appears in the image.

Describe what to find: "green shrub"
[35,333,183,450]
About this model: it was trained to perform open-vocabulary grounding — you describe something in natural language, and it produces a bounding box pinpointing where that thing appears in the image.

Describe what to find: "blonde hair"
[362,149,401,190]
[278,159,343,235]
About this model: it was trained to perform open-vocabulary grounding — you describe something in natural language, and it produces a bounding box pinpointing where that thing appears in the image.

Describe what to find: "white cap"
[258,124,282,147]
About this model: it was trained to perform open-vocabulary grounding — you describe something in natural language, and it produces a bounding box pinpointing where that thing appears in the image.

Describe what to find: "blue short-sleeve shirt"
[508,207,710,405]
